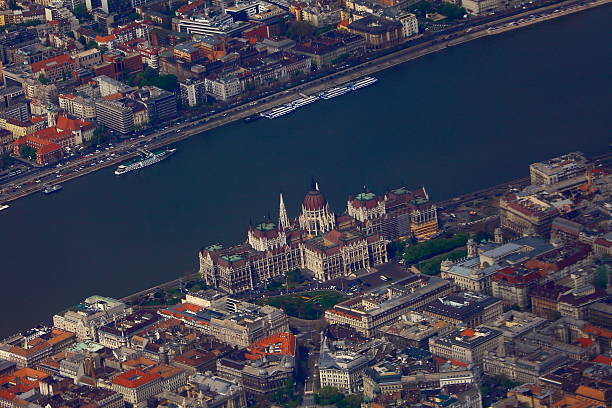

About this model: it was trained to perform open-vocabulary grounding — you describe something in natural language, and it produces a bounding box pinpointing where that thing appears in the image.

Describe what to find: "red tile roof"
[593,355,612,366]
[56,115,92,131]
[460,329,476,337]
[96,35,116,43]
[112,369,160,389]
[31,54,75,73]
[245,332,296,360]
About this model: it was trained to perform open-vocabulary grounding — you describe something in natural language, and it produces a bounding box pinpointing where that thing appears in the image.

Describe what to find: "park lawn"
[263,290,347,320]
[417,249,467,275]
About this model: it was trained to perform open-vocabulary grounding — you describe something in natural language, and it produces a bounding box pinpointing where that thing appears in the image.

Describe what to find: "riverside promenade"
[0,0,609,205]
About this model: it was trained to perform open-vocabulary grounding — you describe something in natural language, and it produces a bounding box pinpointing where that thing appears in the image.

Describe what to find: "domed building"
[299,181,336,237]
[200,180,390,293]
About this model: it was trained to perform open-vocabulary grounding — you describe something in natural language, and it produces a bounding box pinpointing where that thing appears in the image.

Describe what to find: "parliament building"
[199,182,438,294]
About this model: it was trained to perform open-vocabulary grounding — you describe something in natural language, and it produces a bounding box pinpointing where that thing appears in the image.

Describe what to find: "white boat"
[260,105,296,119]
[290,95,319,108]
[319,86,351,100]
[115,149,176,175]
[43,185,63,194]
[350,77,378,90]
[0,204,9,211]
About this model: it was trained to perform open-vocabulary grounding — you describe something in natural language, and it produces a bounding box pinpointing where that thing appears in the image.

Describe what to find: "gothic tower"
[279,193,290,230]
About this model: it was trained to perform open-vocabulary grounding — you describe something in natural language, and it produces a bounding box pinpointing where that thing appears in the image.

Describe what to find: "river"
[0,5,610,337]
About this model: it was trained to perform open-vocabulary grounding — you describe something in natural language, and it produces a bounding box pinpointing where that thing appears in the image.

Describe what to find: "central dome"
[303,189,327,211]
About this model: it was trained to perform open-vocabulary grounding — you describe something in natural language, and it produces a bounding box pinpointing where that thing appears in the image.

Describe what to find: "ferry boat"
[319,86,351,100]
[290,95,319,108]
[349,77,378,90]
[260,105,296,119]
[0,204,9,211]
[114,148,176,175]
[43,185,63,194]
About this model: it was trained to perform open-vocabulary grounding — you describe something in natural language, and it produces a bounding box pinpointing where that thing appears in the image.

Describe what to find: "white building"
[53,296,131,341]
[398,13,419,38]
[95,75,134,97]
[205,75,243,101]
[318,334,371,393]
[173,11,250,37]
[59,94,97,120]
[180,78,206,107]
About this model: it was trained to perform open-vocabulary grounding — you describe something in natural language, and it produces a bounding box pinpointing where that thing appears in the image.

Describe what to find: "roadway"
[0,0,608,205]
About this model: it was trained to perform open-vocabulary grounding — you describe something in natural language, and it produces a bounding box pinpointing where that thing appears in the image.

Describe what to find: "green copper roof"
[207,244,224,251]
[256,222,276,231]
[392,187,410,195]
[221,255,243,262]
[355,192,376,201]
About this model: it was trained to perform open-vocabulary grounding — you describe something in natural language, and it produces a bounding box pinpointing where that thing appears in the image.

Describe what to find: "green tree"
[38,74,49,85]
[315,387,344,405]
[410,0,433,16]
[20,145,36,160]
[86,40,97,50]
[403,233,468,264]
[286,21,316,42]
[438,2,466,19]
[153,74,178,92]
[337,395,362,408]
[73,3,88,20]
[78,36,87,46]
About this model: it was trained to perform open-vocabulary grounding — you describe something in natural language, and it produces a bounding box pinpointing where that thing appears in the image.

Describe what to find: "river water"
[0,5,610,337]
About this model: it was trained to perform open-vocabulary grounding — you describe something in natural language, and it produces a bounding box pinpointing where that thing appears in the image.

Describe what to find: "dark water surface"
[1,5,610,336]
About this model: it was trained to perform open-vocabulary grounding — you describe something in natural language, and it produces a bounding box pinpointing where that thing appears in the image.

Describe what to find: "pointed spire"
[315,181,320,191]
[311,177,316,190]
[279,193,289,230]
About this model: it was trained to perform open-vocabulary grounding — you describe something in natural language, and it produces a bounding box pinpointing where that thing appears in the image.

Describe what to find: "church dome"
[303,189,327,211]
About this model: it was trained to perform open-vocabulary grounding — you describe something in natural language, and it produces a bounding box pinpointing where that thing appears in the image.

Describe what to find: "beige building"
[441,237,554,294]
[483,347,567,383]
[325,275,453,336]
[112,368,164,407]
[53,296,131,341]
[398,13,419,37]
[318,335,371,393]
[159,291,289,348]
[529,152,587,186]
[499,194,560,236]
[302,229,387,281]
[58,94,97,120]
[72,49,102,69]
[429,327,503,366]
[0,328,75,368]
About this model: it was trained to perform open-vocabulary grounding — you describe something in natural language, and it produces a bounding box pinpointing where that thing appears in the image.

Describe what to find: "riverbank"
[0,0,608,205]
[0,3,609,339]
